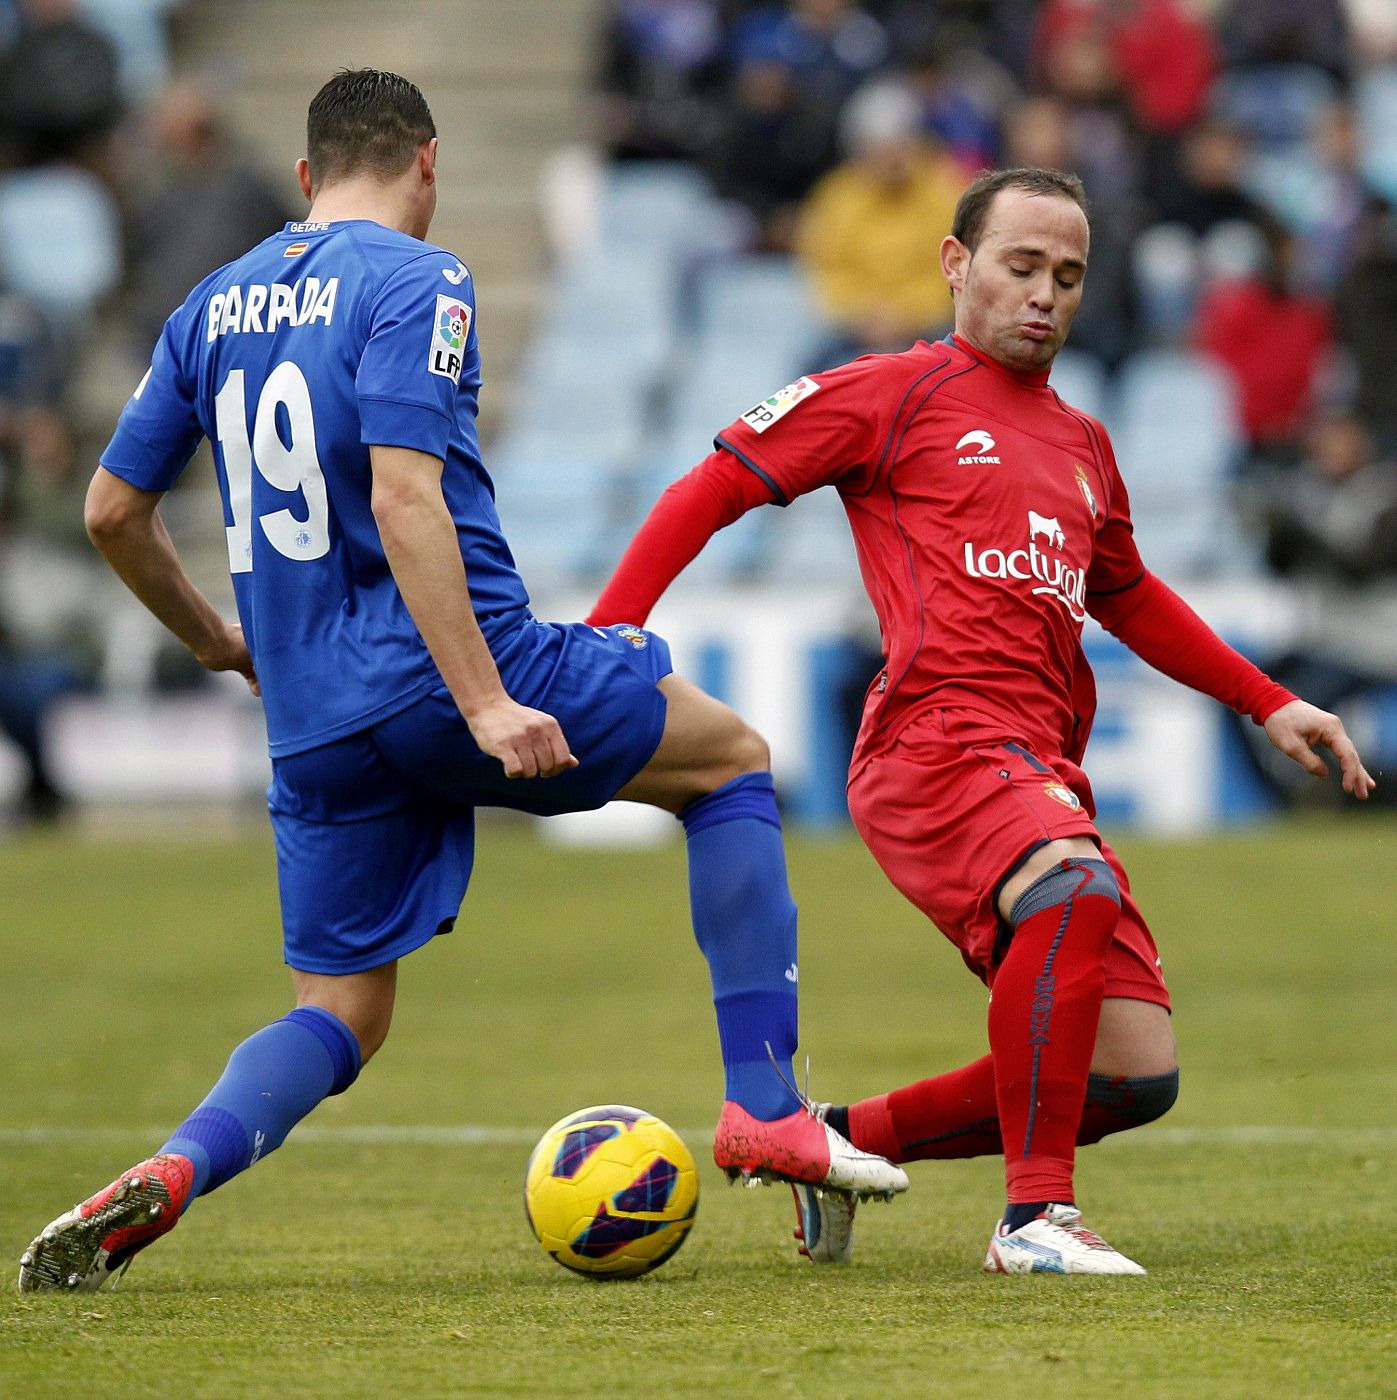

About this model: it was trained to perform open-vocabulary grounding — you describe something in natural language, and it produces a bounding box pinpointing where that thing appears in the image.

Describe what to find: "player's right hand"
[197,622,260,697]
[464,696,578,779]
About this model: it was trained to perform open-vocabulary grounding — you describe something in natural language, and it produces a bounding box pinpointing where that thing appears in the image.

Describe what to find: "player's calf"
[1078,1068,1179,1143]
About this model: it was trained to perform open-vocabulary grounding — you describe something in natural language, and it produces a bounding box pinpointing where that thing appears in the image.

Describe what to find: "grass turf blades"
[2,818,1393,1397]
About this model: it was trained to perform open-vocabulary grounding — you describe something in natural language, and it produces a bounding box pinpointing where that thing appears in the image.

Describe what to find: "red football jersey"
[716,334,1144,765]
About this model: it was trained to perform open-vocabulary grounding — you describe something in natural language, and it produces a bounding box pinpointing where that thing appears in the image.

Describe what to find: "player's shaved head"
[306,69,436,188]
[952,168,1089,254]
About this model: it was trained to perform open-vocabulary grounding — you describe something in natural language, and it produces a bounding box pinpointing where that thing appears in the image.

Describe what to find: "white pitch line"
[0,1124,1394,1149]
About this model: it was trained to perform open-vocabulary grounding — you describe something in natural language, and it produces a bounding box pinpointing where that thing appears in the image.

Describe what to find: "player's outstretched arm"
[369,444,575,780]
[84,466,260,694]
[1262,699,1376,799]
[588,449,776,627]
[1091,569,1374,799]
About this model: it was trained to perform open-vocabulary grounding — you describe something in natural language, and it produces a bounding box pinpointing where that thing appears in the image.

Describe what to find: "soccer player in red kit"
[589,168,1374,1274]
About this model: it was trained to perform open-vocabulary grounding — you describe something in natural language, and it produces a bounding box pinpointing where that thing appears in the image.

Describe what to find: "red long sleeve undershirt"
[588,449,1296,727]
[1090,570,1295,724]
[588,449,771,626]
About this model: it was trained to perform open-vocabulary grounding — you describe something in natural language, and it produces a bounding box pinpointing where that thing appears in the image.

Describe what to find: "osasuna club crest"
[1074,464,1098,516]
[1043,780,1081,810]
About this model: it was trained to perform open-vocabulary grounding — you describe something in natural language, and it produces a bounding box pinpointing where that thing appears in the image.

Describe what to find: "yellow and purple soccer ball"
[524,1105,699,1278]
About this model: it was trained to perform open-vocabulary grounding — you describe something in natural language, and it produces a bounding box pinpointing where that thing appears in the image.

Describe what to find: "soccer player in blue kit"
[17,70,906,1294]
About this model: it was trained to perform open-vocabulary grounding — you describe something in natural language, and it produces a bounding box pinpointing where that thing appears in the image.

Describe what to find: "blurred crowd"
[592,0,1397,805]
[0,0,290,823]
[595,0,1396,437]
[1,1,1393,823]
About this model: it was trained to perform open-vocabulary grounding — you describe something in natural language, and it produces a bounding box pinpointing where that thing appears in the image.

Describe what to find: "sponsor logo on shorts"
[740,376,820,433]
[1043,780,1081,810]
[956,428,1001,465]
[614,624,648,650]
[429,293,471,380]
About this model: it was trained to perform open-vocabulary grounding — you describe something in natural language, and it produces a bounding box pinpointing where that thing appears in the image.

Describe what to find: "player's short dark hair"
[951,168,1090,253]
[306,69,436,187]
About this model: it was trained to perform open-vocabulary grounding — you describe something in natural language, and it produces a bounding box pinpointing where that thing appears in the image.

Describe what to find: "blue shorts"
[268,620,673,974]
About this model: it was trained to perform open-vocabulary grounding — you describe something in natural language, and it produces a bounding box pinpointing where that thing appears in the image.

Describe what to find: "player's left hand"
[1263,699,1375,799]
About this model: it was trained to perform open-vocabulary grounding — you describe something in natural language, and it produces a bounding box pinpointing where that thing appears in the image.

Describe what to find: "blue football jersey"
[101,219,532,756]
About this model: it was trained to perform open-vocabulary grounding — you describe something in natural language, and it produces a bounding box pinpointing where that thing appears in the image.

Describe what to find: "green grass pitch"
[2,818,1393,1398]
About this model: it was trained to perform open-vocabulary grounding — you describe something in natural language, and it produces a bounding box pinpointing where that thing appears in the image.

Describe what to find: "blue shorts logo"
[614,625,648,650]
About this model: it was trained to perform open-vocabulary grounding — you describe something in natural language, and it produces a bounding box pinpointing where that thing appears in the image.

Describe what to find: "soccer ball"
[524,1105,699,1279]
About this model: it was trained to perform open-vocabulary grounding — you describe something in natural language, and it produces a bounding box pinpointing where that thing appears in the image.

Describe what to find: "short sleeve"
[1085,424,1146,597]
[713,355,890,504]
[356,252,477,460]
[99,311,204,493]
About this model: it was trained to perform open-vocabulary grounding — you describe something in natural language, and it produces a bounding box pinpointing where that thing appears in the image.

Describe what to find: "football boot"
[983,1203,1146,1276]
[18,1153,194,1293]
[713,1100,908,1199]
[790,1181,857,1264]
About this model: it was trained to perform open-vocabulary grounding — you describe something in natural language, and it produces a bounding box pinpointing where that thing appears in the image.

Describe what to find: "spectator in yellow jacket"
[797,80,969,368]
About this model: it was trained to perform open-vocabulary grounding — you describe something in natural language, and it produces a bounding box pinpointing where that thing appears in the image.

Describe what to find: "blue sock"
[679,772,801,1121]
[1004,1201,1064,1233]
[160,1006,361,1204]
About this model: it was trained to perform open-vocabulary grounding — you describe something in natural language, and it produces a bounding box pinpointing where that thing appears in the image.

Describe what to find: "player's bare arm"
[84,466,260,695]
[368,443,576,780]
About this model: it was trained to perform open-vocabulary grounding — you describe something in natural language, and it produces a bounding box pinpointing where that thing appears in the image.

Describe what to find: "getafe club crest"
[1074,464,1098,517]
[1043,780,1081,811]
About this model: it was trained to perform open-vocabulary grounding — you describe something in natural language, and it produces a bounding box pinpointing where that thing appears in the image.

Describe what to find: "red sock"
[847,1059,1157,1165]
[989,866,1119,1203]
[848,1056,999,1163]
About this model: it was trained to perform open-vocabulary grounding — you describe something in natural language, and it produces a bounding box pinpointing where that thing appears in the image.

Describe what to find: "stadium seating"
[1356,64,1397,202]
[77,0,178,98]
[1047,347,1109,424]
[1111,349,1249,580]
[0,168,122,330]
[1211,64,1337,151]
[594,160,718,252]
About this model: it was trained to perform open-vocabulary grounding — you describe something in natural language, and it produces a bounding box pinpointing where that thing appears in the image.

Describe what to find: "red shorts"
[847,708,1170,1009]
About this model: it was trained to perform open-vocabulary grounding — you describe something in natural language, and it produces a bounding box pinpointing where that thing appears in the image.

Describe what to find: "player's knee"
[727,721,771,778]
[301,997,393,1066]
[353,1014,392,1065]
[1008,855,1120,927]
[1085,1066,1179,1128]
[693,717,770,795]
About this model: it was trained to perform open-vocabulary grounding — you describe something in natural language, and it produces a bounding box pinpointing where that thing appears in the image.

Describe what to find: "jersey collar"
[946,333,1053,388]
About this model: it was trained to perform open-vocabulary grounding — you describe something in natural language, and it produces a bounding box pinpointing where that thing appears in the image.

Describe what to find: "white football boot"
[790,1182,857,1264]
[983,1204,1146,1275]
